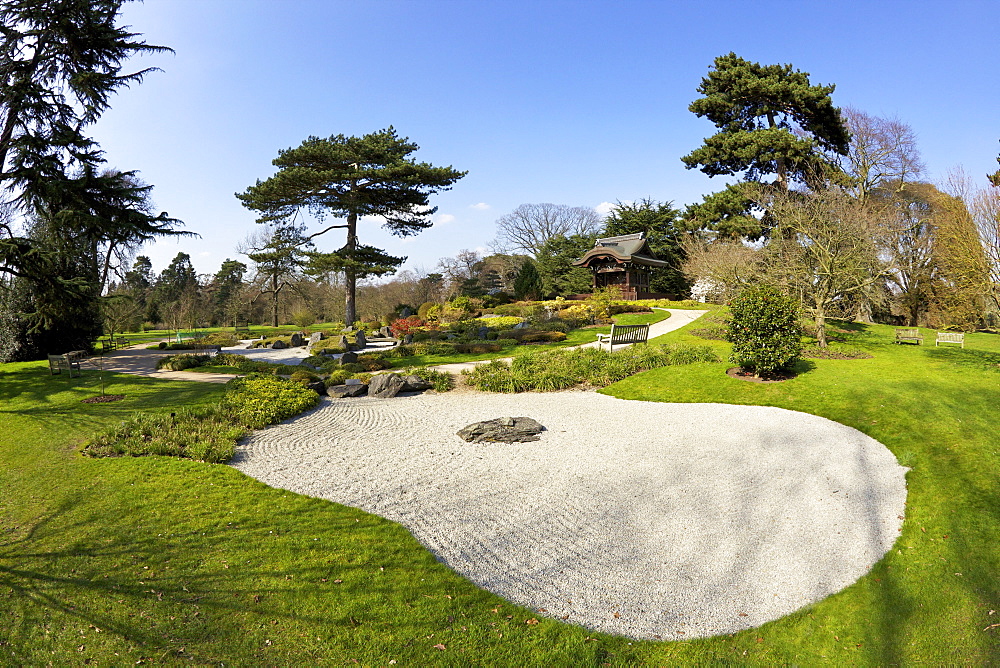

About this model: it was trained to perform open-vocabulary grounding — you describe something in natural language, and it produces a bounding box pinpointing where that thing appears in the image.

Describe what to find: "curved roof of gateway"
[572,232,670,268]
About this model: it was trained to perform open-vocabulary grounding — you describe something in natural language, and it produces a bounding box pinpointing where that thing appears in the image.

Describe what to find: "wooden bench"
[935,331,965,348]
[47,352,84,377]
[99,336,131,352]
[596,323,650,352]
[894,328,923,345]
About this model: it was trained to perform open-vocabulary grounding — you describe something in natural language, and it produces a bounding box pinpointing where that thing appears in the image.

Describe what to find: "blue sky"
[90,0,1000,279]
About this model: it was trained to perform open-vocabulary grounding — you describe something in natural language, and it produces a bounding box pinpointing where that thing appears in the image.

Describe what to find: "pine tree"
[681,53,850,238]
[237,128,465,325]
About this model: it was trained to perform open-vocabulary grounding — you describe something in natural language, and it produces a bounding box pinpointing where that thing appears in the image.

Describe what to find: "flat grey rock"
[326,383,367,398]
[457,416,545,443]
[402,374,432,392]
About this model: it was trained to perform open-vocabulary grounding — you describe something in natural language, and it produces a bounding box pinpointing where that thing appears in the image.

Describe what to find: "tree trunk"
[344,210,358,326]
[814,300,828,348]
[767,111,789,191]
[271,272,279,327]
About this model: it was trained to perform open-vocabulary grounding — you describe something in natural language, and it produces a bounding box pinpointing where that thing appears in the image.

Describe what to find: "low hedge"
[156,353,212,371]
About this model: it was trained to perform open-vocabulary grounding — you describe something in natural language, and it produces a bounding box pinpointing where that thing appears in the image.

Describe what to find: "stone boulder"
[368,372,405,398]
[326,383,368,398]
[335,335,351,350]
[339,351,358,365]
[354,331,367,349]
[271,340,288,350]
[306,380,326,394]
[309,331,323,346]
[457,417,545,443]
[290,332,304,347]
[402,375,432,392]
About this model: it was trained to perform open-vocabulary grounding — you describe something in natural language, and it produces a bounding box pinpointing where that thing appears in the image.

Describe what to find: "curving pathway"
[231,391,908,640]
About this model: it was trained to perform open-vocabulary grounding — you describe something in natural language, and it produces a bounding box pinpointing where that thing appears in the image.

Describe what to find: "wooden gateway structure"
[571,232,673,300]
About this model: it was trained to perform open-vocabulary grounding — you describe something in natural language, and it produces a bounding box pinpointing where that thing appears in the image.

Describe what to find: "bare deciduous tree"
[493,203,602,256]
[755,187,888,347]
[841,108,924,203]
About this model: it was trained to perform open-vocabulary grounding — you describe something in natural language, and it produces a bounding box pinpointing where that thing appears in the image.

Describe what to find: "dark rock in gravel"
[457,417,545,443]
[271,340,288,350]
[354,331,367,349]
[306,380,326,394]
[402,375,432,392]
[290,332,304,347]
[368,372,405,398]
[339,351,358,365]
[326,383,368,398]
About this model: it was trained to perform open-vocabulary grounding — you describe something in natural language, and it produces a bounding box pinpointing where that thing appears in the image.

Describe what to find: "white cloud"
[469,202,491,211]
[594,201,620,217]
[436,213,456,224]
[198,251,212,257]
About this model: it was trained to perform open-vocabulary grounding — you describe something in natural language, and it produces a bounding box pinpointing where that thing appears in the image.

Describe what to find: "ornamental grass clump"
[83,407,245,463]
[464,343,719,392]
[727,283,801,376]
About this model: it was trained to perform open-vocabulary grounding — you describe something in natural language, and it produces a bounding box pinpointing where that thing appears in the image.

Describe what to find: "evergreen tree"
[211,259,247,326]
[513,258,542,301]
[237,127,465,325]
[0,0,184,359]
[535,234,595,298]
[681,53,850,238]
[603,198,690,295]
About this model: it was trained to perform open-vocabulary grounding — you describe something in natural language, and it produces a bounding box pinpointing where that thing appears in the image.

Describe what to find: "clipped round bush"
[157,341,167,349]
[727,284,801,375]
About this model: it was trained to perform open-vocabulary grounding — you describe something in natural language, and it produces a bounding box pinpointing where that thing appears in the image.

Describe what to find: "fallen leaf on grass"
[525,618,538,625]
[433,643,446,650]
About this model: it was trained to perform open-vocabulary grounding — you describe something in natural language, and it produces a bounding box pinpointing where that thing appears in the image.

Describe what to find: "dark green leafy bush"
[221,373,320,429]
[727,284,801,375]
[454,342,501,354]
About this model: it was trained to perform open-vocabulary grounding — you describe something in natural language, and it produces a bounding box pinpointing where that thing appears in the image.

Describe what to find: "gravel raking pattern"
[231,391,908,640]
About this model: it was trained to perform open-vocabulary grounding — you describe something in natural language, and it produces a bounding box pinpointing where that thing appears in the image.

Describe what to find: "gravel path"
[231,390,908,640]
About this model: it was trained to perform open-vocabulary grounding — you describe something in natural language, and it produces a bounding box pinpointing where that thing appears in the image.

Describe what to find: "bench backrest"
[937,332,965,342]
[609,323,650,344]
[895,328,920,338]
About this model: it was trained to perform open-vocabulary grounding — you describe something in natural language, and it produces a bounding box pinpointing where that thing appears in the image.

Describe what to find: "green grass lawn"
[3,314,998,664]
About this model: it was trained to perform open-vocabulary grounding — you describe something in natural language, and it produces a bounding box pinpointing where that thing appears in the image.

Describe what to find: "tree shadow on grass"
[0,488,395,664]
[924,346,1000,372]
[0,364,223,420]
